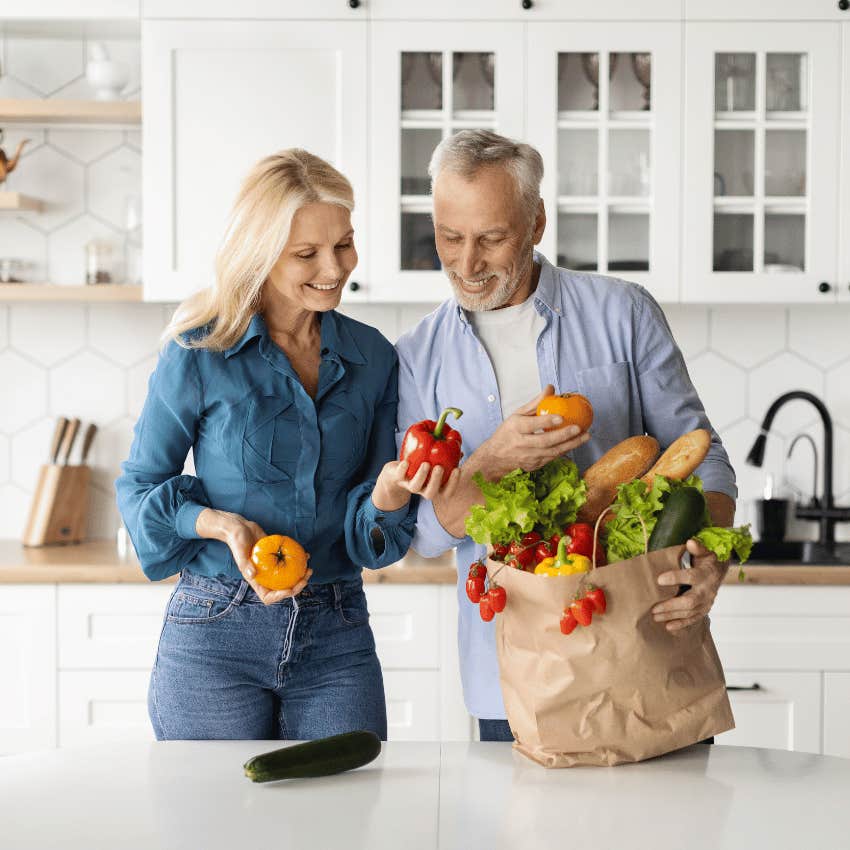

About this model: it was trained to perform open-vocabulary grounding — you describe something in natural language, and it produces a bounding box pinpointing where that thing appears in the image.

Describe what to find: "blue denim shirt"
[395,253,737,719]
[116,310,416,583]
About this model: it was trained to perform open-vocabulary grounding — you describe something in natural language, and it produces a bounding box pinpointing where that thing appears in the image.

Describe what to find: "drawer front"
[824,672,850,759]
[718,670,822,754]
[58,670,154,748]
[365,585,441,670]
[383,670,441,742]
[58,585,173,670]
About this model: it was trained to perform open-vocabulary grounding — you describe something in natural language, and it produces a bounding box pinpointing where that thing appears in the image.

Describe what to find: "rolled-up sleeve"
[633,287,738,500]
[115,340,210,581]
[395,340,466,559]
[345,359,417,569]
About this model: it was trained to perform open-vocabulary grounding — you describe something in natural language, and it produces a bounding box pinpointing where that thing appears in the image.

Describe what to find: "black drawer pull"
[726,683,762,691]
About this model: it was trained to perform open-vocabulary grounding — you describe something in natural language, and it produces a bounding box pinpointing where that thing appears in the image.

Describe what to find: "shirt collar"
[223,310,366,365]
[453,250,562,327]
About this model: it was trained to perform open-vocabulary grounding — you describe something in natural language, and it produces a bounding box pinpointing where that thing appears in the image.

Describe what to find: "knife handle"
[49,417,69,464]
[79,423,98,465]
[57,417,81,465]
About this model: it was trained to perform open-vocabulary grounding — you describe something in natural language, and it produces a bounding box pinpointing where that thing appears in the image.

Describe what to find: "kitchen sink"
[746,539,850,565]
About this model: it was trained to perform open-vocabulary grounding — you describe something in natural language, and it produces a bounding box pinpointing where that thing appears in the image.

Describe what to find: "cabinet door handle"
[818,281,832,293]
[840,0,849,11]
[726,683,762,691]
[349,280,361,291]
[348,0,360,7]
[522,0,533,8]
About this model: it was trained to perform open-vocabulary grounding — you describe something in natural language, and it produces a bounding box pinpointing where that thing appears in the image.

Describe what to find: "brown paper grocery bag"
[492,543,734,767]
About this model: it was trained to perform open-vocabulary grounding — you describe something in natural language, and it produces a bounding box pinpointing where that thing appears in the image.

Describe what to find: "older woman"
[116,149,457,741]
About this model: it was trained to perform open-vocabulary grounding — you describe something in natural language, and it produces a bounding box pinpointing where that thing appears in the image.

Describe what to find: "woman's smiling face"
[266,202,358,312]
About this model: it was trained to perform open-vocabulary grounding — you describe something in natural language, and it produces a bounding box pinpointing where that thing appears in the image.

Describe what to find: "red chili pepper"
[399,407,463,485]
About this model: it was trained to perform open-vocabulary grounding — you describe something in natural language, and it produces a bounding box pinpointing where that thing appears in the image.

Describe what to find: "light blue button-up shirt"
[116,310,416,584]
[395,253,737,719]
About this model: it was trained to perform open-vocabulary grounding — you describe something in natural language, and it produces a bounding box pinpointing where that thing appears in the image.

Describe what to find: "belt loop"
[333,583,343,610]
[234,580,250,606]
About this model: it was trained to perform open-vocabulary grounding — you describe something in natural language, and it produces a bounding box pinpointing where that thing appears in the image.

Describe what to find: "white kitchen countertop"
[2,741,848,849]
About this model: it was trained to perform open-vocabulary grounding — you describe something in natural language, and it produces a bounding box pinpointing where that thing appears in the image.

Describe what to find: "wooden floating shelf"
[0,191,43,211]
[0,284,143,302]
[0,99,141,126]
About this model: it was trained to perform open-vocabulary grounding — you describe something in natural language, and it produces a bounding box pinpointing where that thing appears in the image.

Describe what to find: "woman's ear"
[533,199,546,245]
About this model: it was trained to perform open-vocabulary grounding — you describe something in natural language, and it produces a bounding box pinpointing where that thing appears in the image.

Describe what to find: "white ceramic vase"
[86,43,129,101]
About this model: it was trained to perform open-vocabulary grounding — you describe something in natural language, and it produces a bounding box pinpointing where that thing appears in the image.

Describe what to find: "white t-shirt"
[468,295,546,420]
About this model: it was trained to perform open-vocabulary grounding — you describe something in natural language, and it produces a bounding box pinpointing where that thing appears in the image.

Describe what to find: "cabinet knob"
[348,0,360,7]
[840,0,849,11]
[349,280,361,292]
[522,0,533,8]
[818,281,832,293]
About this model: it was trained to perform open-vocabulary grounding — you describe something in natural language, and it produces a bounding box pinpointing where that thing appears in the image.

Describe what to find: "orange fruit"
[536,392,594,433]
[250,534,309,590]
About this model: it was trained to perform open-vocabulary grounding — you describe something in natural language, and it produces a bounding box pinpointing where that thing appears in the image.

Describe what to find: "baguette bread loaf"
[576,435,660,523]
[640,428,711,485]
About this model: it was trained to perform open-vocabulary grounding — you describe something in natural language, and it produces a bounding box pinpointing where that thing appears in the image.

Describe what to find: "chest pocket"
[243,394,300,483]
[576,362,633,448]
[317,388,369,482]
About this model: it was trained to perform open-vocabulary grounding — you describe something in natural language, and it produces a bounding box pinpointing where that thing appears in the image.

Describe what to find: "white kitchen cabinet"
[57,585,172,670]
[840,22,850,304]
[683,0,849,22]
[142,19,369,303]
[142,0,365,19]
[823,672,850,758]
[683,22,841,303]
[0,586,56,754]
[718,671,822,754]
[58,671,153,748]
[368,22,524,302]
[527,22,682,302]
[369,1,682,21]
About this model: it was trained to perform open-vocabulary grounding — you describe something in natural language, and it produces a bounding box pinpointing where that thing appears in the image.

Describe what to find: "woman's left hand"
[372,459,461,511]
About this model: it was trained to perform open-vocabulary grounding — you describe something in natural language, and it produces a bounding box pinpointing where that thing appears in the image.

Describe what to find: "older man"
[395,130,737,743]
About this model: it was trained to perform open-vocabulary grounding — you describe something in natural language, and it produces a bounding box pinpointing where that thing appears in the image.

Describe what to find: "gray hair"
[428,130,544,220]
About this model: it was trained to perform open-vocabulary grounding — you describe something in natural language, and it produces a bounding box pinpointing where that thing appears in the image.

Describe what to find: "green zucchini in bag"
[648,486,706,551]
[243,730,381,783]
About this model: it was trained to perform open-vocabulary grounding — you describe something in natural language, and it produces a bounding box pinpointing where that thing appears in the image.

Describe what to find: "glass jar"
[85,239,114,284]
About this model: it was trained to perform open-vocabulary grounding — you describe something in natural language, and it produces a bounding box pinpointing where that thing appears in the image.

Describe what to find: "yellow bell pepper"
[534,557,560,576]
[558,553,592,575]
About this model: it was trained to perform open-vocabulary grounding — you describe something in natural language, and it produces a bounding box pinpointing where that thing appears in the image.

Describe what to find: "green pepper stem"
[555,536,569,567]
[433,407,463,439]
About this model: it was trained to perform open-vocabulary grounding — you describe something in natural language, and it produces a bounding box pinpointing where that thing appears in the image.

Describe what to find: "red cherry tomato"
[479,597,495,622]
[560,611,578,635]
[488,585,507,613]
[465,575,485,603]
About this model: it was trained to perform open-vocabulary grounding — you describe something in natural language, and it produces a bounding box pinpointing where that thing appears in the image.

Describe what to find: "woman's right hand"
[195,508,312,605]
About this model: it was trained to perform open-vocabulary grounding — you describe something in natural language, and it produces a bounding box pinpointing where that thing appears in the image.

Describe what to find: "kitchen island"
[1,740,848,849]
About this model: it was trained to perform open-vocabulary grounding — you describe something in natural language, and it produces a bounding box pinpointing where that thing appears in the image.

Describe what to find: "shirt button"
[487,394,496,403]
[554,307,561,314]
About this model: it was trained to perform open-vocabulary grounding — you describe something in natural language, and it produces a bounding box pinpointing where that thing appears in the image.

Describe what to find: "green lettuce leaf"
[532,458,587,539]
[694,524,753,564]
[465,469,539,546]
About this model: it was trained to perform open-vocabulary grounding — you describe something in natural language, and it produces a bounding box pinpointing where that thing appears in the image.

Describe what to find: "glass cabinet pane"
[557,213,597,271]
[764,130,806,197]
[713,213,754,271]
[453,52,494,111]
[764,214,805,271]
[766,54,807,112]
[715,53,756,112]
[610,52,651,112]
[714,130,754,196]
[401,128,442,195]
[401,52,442,111]
[608,129,650,197]
[608,213,649,271]
[558,129,598,196]
[558,52,601,112]
[401,212,440,271]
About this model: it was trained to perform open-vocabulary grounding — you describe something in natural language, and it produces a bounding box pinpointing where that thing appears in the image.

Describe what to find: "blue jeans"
[149,570,387,741]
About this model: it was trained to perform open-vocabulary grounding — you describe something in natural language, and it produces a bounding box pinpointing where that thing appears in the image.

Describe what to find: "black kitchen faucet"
[746,390,850,547]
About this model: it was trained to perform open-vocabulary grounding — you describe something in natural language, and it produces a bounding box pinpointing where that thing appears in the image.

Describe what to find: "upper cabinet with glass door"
[683,23,841,303]
[369,24,523,302]
[526,23,683,303]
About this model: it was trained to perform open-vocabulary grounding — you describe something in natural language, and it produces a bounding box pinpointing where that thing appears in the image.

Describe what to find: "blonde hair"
[164,149,354,351]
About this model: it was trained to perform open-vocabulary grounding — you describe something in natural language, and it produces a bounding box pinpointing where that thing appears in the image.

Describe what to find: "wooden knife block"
[22,464,91,547]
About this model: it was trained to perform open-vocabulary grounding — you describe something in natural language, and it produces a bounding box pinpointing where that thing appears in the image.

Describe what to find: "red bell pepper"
[399,407,463,485]
[562,522,606,566]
